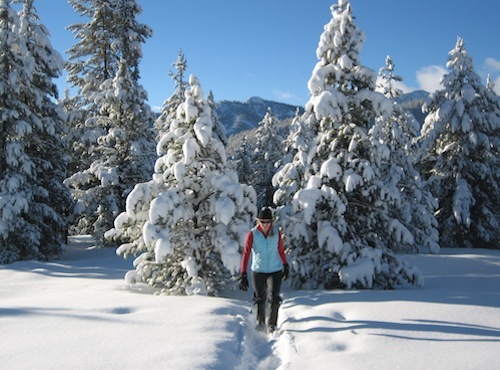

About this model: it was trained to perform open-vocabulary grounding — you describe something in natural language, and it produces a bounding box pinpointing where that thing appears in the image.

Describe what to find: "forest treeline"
[0,0,498,294]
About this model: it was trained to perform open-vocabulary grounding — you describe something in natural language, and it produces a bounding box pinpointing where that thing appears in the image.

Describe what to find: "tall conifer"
[273,1,422,289]
[110,76,256,295]
[373,56,440,253]
[64,0,155,243]
[0,0,72,263]
[417,38,499,248]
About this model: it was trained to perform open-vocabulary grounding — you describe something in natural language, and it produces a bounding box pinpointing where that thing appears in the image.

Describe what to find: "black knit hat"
[257,207,273,220]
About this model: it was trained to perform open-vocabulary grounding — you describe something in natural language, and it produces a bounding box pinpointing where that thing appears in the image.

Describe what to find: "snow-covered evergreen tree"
[272,108,301,174]
[66,0,151,107]
[207,90,228,146]
[486,74,495,93]
[417,38,499,248]
[109,75,256,295]
[64,0,155,243]
[155,50,188,137]
[228,134,255,186]
[373,56,440,253]
[0,0,72,263]
[65,0,120,174]
[105,53,194,258]
[252,108,284,208]
[64,0,153,176]
[377,56,403,100]
[64,59,156,244]
[273,0,422,289]
[272,109,316,208]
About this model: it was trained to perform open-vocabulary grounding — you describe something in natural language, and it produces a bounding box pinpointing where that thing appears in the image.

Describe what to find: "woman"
[238,207,289,333]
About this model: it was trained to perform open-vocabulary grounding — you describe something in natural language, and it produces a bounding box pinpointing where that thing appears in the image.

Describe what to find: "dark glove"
[282,263,289,281]
[238,272,249,291]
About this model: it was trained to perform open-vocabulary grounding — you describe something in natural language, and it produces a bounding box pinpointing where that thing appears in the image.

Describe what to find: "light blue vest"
[250,226,283,273]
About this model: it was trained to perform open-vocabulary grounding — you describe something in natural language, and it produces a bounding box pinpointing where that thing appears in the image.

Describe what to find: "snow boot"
[256,302,266,331]
[268,301,280,333]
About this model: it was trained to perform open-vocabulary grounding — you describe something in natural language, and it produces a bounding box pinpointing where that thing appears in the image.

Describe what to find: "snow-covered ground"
[1,236,499,370]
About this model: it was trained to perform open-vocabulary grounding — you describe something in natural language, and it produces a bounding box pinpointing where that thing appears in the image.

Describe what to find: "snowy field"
[1,236,499,370]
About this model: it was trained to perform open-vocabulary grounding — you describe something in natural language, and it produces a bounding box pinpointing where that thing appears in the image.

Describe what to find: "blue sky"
[36,0,500,110]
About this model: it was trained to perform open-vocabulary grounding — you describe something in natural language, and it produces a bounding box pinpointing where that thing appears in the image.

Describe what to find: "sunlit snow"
[1,236,499,369]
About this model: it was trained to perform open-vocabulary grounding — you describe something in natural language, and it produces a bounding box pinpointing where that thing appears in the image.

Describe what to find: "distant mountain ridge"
[216,91,430,136]
[215,97,302,135]
[396,90,430,125]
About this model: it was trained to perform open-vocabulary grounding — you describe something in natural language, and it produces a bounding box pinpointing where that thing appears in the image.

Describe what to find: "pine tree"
[64,0,153,175]
[252,108,284,208]
[417,38,500,248]
[377,55,404,100]
[228,134,255,186]
[207,90,228,146]
[110,75,256,295]
[486,74,495,93]
[66,0,151,106]
[155,50,189,137]
[105,53,196,259]
[64,59,156,244]
[272,108,316,209]
[0,0,72,263]
[373,56,440,253]
[273,0,422,289]
[64,0,155,243]
[65,0,120,174]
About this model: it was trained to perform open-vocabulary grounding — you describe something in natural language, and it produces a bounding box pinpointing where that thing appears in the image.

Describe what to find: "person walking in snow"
[238,207,289,333]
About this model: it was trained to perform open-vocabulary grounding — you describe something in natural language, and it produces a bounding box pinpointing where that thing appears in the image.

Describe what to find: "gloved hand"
[282,263,289,281]
[238,272,249,291]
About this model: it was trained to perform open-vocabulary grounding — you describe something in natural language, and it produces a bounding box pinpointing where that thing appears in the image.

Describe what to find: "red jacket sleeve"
[240,231,253,273]
[278,230,287,265]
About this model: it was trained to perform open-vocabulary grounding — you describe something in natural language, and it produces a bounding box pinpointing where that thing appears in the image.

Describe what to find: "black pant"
[252,270,283,327]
